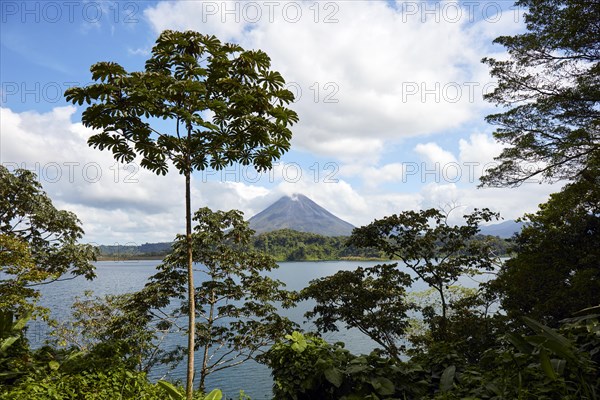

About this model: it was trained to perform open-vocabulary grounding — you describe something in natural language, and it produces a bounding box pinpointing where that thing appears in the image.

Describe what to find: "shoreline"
[96,255,388,262]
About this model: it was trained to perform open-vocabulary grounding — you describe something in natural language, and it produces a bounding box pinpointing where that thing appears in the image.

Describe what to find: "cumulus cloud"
[360,163,406,188]
[415,181,557,225]
[459,133,504,164]
[142,0,517,163]
[0,107,189,242]
[0,107,278,243]
[1,2,554,242]
[0,105,561,243]
[144,1,249,41]
[1,106,364,241]
[409,133,557,223]
[414,142,458,166]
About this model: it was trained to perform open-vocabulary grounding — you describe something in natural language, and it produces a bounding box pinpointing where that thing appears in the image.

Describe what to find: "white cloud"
[414,142,458,166]
[142,0,515,163]
[408,133,505,187]
[0,106,562,243]
[420,182,460,209]
[360,163,406,189]
[408,133,557,223]
[143,1,248,41]
[459,133,504,165]
[1,106,188,243]
[127,47,151,56]
[417,181,557,225]
[2,2,550,243]
[1,106,370,240]
[300,136,384,165]
[458,132,506,178]
[195,181,272,219]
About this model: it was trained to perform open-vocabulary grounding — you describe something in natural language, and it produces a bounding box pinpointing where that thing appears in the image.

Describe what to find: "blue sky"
[0,1,560,244]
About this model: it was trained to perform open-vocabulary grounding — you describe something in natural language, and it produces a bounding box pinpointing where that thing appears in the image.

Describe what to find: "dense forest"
[98,228,511,262]
[2,1,599,399]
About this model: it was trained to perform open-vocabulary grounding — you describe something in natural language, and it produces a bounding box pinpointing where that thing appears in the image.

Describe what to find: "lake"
[27,259,483,399]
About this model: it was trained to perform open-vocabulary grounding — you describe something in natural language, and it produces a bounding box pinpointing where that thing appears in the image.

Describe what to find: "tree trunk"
[199,290,215,393]
[439,285,447,336]
[185,168,196,400]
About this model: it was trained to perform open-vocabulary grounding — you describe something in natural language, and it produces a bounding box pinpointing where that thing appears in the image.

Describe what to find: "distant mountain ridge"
[96,210,523,259]
[248,194,355,236]
[479,220,524,238]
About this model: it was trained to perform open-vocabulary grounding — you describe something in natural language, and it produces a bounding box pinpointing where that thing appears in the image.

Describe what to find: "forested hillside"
[98,229,511,262]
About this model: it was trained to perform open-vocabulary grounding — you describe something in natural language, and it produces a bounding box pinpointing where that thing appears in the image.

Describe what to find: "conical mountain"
[248,194,355,236]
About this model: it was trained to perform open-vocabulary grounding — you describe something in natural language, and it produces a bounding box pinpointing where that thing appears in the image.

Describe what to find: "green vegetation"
[2,1,599,398]
[480,0,600,187]
[0,165,97,319]
[252,229,383,261]
[301,264,414,360]
[348,208,500,330]
[490,161,600,327]
[96,229,510,262]
[269,200,600,399]
[266,312,600,399]
[97,242,173,261]
[66,29,298,399]
[0,169,164,398]
[126,208,298,392]
[265,1,600,397]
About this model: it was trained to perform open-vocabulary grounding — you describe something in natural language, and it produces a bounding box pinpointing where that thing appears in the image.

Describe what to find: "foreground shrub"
[267,313,600,400]
[264,331,428,399]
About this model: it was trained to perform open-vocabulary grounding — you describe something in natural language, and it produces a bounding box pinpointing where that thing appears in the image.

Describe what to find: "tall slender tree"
[65,30,298,398]
[136,208,297,392]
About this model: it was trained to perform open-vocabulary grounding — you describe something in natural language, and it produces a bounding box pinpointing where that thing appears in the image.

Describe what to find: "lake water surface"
[28,259,483,399]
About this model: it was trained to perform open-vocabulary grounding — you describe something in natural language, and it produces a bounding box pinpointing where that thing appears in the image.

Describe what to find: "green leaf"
[539,348,557,380]
[0,336,19,354]
[64,351,86,362]
[346,362,369,374]
[288,331,307,353]
[324,368,343,388]
[523,317,577,362]
[523,317,571,348]
[205,389,223,400]
[157,380,184,400]
[506,332,533,354]
[370,376,395,396]
[12,312,31,331]
[0,371,24,379]
[440,365,456,392]
[551,358,566,376]
[48,361,60,371]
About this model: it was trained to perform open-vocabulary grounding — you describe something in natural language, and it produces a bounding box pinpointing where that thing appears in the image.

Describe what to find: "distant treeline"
[252,229,382,261]
[97,229,511,262]
[97,242,173,260]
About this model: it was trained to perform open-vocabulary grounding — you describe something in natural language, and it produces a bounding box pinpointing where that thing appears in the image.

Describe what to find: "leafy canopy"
[129,207,297,391]
[490,161,600,326]
[302,263,415,360]
[481,0,600,186]
[0,166,96,317]
[346,208,500,337]
[64,30,299,176]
